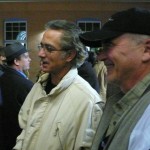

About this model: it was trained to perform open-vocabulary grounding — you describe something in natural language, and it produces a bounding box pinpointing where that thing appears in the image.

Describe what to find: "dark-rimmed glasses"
[38,43,63,52]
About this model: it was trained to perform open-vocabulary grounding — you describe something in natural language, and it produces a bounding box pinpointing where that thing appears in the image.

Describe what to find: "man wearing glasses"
[13,20,104,150]
[80,7,150,150]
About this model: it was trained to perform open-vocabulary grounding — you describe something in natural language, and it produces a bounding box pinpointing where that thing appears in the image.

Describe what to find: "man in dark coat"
[0,42,34,150]
[78,60,100,93]
[0,46,6,77]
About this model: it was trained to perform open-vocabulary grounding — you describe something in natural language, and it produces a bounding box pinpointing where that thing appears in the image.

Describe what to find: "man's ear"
[14,59,20,66]
[142,39,150,62]
[66,50,77,62]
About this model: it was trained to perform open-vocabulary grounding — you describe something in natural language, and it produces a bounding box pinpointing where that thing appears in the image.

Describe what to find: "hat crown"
[103,7,150,34]
[79,7,150,47]
[4,42,27,61]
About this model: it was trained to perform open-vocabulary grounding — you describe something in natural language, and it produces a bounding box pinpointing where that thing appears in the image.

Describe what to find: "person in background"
[13,20,104,150]
[87,51,96,67]
[0,46,6,76]
[0,42,34,150]
[80,7,150,150]
[78,49,100,93]
[0,46,6,64]
[0,46,6,150]
[93,48,107,101]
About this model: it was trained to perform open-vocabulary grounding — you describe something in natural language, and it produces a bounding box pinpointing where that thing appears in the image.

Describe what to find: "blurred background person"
[0,46,6,150]
[0,46,6,76]
[78,49,100,93]
[94,47,107,102]
[0,42,34,150]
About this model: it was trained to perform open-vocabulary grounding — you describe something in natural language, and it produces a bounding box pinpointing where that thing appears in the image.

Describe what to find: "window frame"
[76,18,101,32]
[4,18,27,47]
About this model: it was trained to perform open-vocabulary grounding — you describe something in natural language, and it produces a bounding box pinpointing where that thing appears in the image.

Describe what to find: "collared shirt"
[128,104,150,150]
[17,70,28,79]
[106,75,149,137]
[103,73,150,149]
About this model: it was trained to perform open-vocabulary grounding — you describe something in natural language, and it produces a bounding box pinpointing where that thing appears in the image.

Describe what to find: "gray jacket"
[91,73,150,150]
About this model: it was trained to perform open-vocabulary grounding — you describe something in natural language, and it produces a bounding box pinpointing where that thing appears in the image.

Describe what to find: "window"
[4,18,27,47]
[77,18,101,32]
[77,18,101,51]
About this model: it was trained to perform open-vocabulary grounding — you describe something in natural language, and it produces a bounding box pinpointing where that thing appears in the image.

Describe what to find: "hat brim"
[79,29,123,47]
[6,47,27,61]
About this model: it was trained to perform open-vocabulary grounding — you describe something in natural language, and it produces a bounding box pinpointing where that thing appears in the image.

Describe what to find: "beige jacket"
[14,68,104,150]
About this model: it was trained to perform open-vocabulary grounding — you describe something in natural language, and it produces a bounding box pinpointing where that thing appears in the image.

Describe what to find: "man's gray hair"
[126,33,150,45]
[45,20,88,68]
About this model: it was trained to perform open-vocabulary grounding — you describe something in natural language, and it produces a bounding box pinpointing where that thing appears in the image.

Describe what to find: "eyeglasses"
[38,43,62,52]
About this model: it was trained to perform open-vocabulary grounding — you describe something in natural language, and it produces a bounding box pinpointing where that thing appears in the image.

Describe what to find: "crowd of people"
[0,6,150,150]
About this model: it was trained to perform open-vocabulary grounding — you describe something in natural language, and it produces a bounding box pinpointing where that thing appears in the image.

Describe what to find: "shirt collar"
[114,73,150,113]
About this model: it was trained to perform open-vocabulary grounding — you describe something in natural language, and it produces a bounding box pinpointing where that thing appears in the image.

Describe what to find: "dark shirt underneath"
[45,75,56,94]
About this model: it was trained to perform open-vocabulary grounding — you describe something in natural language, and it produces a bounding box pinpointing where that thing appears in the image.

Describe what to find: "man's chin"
[107,75,119,85]
[42,69,49,73]
[41,67,49,73]
[107,73,115,83]
[41,65,49,72]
